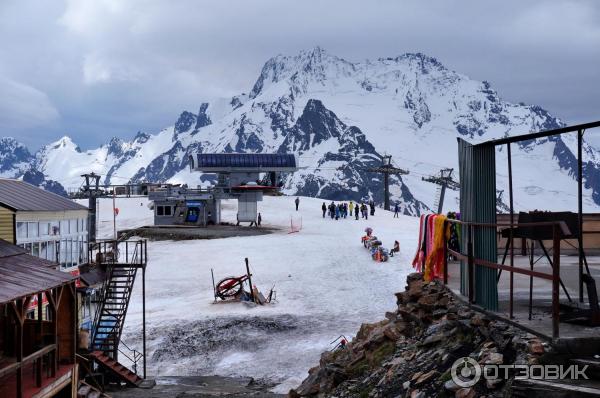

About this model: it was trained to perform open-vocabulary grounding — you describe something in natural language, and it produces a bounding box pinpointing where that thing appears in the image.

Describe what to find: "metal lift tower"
[421,168,460,214]
[366,155,409,211]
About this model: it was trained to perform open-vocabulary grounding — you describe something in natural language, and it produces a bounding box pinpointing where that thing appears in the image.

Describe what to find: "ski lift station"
[148,153,298,226]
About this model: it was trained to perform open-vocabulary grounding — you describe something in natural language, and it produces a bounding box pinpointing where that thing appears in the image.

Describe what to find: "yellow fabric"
[424,215,450,282]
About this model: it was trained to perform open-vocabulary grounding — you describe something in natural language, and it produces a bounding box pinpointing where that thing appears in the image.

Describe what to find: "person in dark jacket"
[322,202,327,218]
[257,213,262,227]
[394,203,400,218]
[295,197,300,211]
[369,200,375,216]
[329,202,335,219]
[354,204,359,220]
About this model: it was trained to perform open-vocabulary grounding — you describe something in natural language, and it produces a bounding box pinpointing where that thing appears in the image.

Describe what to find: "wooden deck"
[0,362,75,398]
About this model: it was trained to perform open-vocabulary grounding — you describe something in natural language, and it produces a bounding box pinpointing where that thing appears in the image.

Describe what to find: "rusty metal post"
[16,298,23,398]
[36,292,43,386]
[578,129,584,303]
[142,264,146,379]
[508,143,515,319]
[245,258,254,302]
[529,241,534,321]
[552,225,561,339]
[467,225,474,304]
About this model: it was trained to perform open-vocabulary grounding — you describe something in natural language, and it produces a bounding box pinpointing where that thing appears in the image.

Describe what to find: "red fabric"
[412,214,426,270]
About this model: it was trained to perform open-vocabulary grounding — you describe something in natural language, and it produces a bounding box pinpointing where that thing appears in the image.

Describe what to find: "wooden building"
[0,240,78,398]
[0,179,88,270]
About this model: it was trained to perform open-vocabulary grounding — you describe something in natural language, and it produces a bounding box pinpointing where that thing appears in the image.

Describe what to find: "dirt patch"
[118,224,277,241]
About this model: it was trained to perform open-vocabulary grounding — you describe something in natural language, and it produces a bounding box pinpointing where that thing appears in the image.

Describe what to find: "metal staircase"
[89,240,147,385]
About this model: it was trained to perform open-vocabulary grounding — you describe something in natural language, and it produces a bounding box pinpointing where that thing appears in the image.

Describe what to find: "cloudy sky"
[1,0,599,149]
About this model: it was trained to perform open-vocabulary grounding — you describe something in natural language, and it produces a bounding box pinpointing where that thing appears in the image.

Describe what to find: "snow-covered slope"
[2,47,599,213]
[90,195,419,392]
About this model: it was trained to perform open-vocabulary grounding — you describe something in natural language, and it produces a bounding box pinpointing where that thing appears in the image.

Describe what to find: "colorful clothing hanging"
[424,215,449,282]
[412,213,451,282]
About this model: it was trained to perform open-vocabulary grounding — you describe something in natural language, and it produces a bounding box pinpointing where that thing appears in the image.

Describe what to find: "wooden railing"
[0,344,57,383]
[442,219,569,339]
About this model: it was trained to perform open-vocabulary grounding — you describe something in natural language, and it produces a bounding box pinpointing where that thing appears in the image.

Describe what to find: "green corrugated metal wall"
[458,138,499,311]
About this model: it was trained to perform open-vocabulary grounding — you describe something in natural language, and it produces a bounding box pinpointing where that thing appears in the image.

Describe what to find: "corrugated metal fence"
[458,138,498,311]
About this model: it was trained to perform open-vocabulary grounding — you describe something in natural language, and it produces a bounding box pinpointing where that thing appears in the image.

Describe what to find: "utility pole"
[421,168,459,214]
[80,173,102,243]
[366,155,409,210]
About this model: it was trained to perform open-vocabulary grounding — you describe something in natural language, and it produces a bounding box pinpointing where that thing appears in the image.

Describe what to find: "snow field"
[90,196,419,392]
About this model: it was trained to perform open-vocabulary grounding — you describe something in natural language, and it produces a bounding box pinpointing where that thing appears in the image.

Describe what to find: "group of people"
[321,200,377,220]
[361,227,401,262]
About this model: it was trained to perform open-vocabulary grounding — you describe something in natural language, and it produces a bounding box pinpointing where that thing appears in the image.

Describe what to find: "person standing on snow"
[335,204,340,220]
[257,213,262,227]
[330,202,335,219]
[354,204,359,220]
[369,200,375,216]
[295,197,300,211]
[349,201,354,216]
[322,202,327,218]
[394,203,400,218]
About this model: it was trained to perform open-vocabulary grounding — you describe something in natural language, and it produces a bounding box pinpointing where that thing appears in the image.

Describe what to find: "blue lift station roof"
[191,153,298,171]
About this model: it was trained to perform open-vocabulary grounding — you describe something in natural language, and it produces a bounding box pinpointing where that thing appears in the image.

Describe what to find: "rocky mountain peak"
[195,103,212,129]
[250,46,354,98]
[0,47,596,214]
[50,136,81,153]
[393,52,447,74]
[174,111,197,137]
[106,137,125,157]
[0,137,32,172]
[133,131,151,144]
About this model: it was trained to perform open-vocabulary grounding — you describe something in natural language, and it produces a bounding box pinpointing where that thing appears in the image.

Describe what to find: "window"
[40,222,50,236]
[60,220,68,235]
[27,222,38,238]
[17,222,27,238]
[157,206,164,216]
[164,206,172,216]
[81,218,87,233]
[50,221,60,235]
[69,219,77,234]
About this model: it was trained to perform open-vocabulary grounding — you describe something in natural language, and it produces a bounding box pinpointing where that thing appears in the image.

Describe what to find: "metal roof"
[0,240,75,304]
[475,120,600,147]
[0,178,87,212]
[191,153,298,171]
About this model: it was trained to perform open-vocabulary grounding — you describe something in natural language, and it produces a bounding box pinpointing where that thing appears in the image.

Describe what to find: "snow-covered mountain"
[1,47,598,214]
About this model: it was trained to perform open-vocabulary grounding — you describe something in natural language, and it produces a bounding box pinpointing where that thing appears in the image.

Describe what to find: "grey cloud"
[0,0,598,149]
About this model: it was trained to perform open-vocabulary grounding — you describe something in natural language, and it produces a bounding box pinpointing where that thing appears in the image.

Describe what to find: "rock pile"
[290,273,549,397]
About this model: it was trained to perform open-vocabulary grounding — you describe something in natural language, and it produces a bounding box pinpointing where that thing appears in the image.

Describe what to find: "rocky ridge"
[289,273,554,398]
